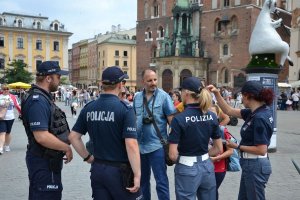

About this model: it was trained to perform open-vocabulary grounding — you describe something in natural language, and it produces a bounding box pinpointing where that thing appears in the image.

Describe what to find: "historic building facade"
[70,28,137,91]
[289,0,300,82]
[0,12,72,77]
[137,0,209,91]
[137,0,292,90]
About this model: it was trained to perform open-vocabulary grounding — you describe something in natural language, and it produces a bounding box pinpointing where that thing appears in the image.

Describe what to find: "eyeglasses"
[2,88,9,91]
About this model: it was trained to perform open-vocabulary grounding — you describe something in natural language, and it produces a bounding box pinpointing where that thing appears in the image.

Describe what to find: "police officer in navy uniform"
[168,77,223,200]
[68,66,143,200]
[22,61,73,200]
[208,81,274,200]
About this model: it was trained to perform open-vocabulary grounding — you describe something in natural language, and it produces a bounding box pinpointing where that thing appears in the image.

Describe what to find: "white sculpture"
[249,0,293,67]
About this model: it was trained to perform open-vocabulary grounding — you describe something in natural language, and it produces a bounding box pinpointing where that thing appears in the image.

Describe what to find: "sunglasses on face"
[2,88,9,91]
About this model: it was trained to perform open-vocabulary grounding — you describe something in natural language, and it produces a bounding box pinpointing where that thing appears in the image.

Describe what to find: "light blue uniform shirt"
[133,88,176,154]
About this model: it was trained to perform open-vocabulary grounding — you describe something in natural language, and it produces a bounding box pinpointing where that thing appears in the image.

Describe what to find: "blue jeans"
[238,158,272,200]
[175,159,216,200]
[141,147,169,200]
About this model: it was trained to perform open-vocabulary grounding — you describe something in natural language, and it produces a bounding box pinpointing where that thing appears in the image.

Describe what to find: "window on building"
[18,19,22,27]
[123,51,128,57]
[115,50,119,56]
[36,40,42,50]
[103,51,105,56]
[223,44,229,56]
[36,60,42,68]
[224,0,230,7]
[0,37,4,47]
[146,28,152,40]
[154,5,159,17]
[212,0,218,9]
[115,60,119,66]
[162,0,166,16]
[0,58,4,69]
[53,41,59,51]
[215,19,221,33]
[123,61,127,67]
[144,2,149,18]
[37,21,41,29]
[231,15,238,32]
[17,38,24,49]
[102,60,104,66]
[224,69,229,83]
[0,18,3,26]
[54,23,59,31]
[158,26,164,38]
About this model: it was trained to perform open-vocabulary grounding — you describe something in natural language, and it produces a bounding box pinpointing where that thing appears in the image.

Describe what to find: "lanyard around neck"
[143,93,156,116]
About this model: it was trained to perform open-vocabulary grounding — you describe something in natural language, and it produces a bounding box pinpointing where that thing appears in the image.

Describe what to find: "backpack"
[220,126,241,172]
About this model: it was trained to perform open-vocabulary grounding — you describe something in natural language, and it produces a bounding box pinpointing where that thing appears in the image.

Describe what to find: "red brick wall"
[136,0,175,89]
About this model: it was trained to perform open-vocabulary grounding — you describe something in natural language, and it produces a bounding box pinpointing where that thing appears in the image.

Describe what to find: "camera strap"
[143,96,167,146]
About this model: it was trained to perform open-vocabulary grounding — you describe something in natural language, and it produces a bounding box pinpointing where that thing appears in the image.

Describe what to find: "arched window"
[223,44,229,56]
[165,43,169,56]
[144,2,149,18]
[158,26,164,38]
[37,21,41,29]
[162,69,173,92]
[146,27,152,39]
[180,69,192,86]
[54,23,59,31]
[231,15,238,31]
[153,1,159,17]
[18,19,22,28]
[215,18,221,33]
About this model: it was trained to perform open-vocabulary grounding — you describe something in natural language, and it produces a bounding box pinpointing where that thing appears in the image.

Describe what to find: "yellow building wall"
[98,42,137,90]
[13,32,28,64]
[0,30,9,65]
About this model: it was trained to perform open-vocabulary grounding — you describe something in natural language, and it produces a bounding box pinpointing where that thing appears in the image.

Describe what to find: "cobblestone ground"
[0,101,300,199]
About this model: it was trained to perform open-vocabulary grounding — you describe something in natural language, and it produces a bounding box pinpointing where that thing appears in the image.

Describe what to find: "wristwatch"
[83,154,91,162]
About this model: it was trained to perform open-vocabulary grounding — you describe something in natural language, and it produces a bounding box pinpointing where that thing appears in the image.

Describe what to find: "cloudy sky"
[0,0,137,47]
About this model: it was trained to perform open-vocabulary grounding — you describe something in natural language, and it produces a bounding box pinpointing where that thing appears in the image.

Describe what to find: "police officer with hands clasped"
[68,66,143,200]
[168,77,223,200]
[22,61,73,200]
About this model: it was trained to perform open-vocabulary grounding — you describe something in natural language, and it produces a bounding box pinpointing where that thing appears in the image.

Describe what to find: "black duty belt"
[94,158,129,168]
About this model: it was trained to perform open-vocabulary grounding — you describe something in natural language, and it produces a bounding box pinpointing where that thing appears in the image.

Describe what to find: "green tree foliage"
[1,60,34,84]
[60,76,70,85]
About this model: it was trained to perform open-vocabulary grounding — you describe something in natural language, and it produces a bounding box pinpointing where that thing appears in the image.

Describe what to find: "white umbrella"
[290,80,300,88]
[88,86,98,89]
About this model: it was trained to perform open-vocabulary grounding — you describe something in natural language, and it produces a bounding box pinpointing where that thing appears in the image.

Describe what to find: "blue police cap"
[36,61,69,76]
[241,81,263,96]
[179,76,203,94]
[102,66,129,85]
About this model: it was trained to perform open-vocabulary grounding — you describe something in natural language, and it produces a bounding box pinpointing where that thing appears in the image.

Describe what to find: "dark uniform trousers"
[238,158,272,200]
[26,151,63,200]
[90,162,143,200]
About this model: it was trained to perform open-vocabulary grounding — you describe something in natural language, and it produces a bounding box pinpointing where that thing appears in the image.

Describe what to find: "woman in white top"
[0,84,21,155]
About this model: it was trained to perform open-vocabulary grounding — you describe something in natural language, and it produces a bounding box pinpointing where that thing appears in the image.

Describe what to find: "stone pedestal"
[245,53,280,152]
